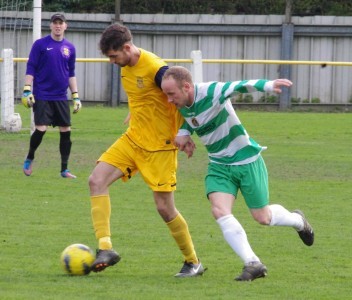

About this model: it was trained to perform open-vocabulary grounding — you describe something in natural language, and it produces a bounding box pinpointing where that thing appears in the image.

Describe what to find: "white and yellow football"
[60,243,95,276]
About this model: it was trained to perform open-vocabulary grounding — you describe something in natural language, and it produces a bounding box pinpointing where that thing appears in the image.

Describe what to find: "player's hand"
[272,79,293,93]
[72,92,82,114]
[183,140,196,158]
[21,85,35,108]
[174,135,196,158]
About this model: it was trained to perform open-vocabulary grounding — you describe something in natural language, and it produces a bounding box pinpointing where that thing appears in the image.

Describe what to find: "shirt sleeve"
[154,65,169,89]
[177,121,194,136]
[26,40,41,76]
[68,44,76,78]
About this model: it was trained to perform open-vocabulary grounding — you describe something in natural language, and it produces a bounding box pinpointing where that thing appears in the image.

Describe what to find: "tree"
[39,0,352,16]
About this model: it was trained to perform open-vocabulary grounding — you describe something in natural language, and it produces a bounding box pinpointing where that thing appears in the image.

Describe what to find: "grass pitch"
[0,105,351,299]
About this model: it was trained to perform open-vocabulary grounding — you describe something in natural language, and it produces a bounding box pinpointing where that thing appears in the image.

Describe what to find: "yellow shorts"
[98,133,178,192]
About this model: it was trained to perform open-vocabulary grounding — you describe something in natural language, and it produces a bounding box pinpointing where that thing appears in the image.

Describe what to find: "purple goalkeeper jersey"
[25,35,76,101]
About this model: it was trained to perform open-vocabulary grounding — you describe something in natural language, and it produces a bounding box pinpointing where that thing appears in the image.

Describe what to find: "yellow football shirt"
[122,49,183,151]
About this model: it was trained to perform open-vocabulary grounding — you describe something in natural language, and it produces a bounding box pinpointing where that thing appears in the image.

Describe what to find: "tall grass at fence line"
[0,105,351,300]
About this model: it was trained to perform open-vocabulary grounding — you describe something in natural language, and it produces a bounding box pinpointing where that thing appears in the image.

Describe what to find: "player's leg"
[251,204,314,246]
[245,156,314,246]
[139,149,203,277]
[210,192,261,264]
[58,128,75,178]
[23,100,49,176]
[153,191,204,277]
[206,163,267,281]
[209,194,267,281]
[89,161,123,272]
[54,101,76,178]
[89,135,137,272]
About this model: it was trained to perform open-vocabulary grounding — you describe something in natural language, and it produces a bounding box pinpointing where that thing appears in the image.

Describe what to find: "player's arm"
[155,65,196,157]
[69,76,81,113]
[271,79,293,93]
[154,66,169,88]
[22,40,42,108]
[175,134,196,158]
[223,79,293,101]
[24,74,33,86]
[21,74,35,108]
[175,123,196,158]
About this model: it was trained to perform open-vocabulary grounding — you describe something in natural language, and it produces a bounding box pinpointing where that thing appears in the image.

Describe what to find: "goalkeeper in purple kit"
[22,13,81,178]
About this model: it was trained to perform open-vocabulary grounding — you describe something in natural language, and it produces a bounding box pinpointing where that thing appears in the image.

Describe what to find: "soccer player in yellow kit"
[89,24,204,277]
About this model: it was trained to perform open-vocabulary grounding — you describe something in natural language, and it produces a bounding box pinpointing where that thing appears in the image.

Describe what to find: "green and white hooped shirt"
[178,79,274,165]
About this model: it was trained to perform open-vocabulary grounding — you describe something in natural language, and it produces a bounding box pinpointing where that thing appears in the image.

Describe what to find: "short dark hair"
[99,24,132,55]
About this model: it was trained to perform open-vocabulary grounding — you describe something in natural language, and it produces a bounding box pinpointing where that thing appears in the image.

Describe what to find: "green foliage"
[243,94,254,103]
[292,0,352,16]
[234,94,253,103]
[259,94,279,103]
[267,95,279,103]
[43,0,114,13]
[291,97,301,103]
[38,0,352,15]
[1,105,352,299]
[299,97,321,104]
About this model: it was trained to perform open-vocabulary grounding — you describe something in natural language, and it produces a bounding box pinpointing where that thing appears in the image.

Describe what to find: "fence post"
[0,49,14,128]
[279,23,294,110]
[110,14,122,107]
[190,50,203,83]
[111,64,120,107]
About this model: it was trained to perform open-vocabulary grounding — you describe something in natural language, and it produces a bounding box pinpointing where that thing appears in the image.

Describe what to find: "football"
[5,113,22,133]
[60,243,95,276]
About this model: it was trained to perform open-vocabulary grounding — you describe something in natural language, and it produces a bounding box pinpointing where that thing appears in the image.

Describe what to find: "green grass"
[1,105,351,299]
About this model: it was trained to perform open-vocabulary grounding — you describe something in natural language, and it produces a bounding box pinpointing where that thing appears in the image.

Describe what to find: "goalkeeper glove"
[21,85,35,108]
[72,92,82,114]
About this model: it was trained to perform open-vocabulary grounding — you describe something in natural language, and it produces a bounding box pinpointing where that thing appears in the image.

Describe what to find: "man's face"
[161,77,190,109]
[50,20,67,37]
[106,46,131,67]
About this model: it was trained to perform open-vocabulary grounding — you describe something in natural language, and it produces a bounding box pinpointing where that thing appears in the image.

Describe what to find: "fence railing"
[2,13,352,108]
[3,47,352,128]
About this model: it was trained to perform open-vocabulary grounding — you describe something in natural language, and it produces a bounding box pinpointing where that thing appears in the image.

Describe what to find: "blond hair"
[163,66,193,88]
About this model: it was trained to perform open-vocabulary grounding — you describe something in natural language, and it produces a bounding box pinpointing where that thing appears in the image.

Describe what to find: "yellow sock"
[91,195,112,250]
[167,213,198,264]
[99,236,112,250]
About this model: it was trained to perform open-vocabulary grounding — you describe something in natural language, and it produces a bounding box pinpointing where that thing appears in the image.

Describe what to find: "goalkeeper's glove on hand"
[72,92,82,114]
[21,85,35,108]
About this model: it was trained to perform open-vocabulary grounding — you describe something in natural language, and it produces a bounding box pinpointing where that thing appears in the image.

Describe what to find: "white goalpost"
[0,48,17,131]
[0,0,41,133]
[30,0,42,134]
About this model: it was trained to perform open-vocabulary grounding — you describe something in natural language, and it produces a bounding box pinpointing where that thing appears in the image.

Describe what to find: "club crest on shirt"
[61,46,71,58]
[136,76,144,88]
[191,117,199,127]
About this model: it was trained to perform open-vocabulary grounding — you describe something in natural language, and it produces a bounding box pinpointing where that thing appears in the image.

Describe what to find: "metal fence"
[1,12,352,106]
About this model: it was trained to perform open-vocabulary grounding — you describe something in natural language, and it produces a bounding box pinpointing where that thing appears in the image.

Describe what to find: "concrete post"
[191,50,203,83]
[279,23,294,110]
